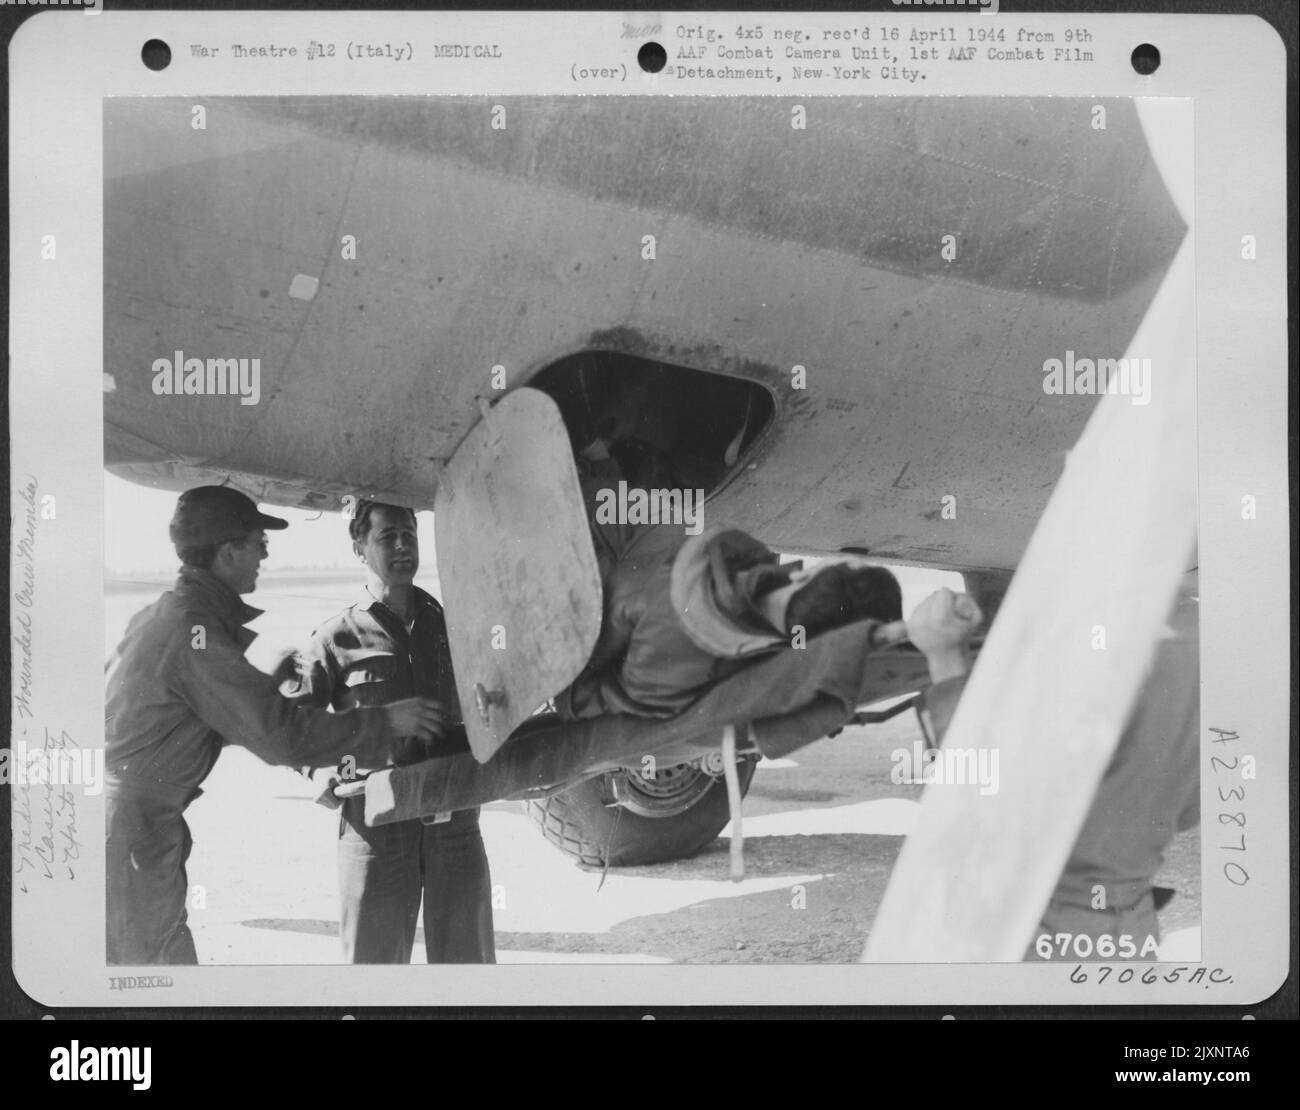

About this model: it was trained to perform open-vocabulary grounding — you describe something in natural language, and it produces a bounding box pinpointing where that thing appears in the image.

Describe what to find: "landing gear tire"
[526,758,758,868]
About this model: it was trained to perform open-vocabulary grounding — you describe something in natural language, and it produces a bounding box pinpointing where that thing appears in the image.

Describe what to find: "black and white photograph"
[98,89,1202,967]
[6,8,1290,1013]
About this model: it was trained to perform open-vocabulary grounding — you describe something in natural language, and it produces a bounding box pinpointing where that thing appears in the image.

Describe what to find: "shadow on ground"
[500,831,906,963]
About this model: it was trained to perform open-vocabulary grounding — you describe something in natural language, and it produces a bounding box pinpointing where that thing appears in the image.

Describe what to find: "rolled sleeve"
[173,633,390,769]
[286,631,339,709]
[284,632,342,778]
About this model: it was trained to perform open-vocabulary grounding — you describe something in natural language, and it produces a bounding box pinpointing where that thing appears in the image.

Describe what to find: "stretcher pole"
[721,724,744,881]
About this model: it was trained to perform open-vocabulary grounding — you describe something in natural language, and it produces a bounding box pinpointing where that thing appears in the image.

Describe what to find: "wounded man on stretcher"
[349,439,983,828]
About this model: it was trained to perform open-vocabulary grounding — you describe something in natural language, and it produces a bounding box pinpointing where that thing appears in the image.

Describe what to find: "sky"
[103,473,433,576]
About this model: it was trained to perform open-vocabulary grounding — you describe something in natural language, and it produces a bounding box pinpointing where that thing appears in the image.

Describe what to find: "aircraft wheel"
[525,757,758,867]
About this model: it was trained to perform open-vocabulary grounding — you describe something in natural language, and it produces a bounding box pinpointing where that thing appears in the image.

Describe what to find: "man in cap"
[105,485,448,965]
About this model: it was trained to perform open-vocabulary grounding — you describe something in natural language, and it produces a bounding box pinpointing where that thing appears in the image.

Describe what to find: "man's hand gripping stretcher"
[336,521,984,827]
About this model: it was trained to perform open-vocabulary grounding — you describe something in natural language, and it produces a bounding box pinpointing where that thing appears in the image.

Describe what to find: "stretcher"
[346,619,935,831]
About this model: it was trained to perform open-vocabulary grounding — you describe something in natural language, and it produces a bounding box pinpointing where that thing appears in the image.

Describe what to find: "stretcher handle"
[332,777,368,799]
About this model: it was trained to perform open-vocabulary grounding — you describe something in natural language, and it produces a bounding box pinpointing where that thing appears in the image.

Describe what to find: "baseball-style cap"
[170,486,289,547]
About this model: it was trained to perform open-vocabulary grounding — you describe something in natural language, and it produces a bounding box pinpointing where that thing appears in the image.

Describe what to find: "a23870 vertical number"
[1210,728,1249,887]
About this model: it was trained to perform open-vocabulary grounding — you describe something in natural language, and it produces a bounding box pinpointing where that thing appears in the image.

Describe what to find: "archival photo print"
[100,94,1198,969]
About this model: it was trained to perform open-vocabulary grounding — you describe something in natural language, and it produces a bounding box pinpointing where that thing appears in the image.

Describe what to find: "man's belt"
[105,769,201,809]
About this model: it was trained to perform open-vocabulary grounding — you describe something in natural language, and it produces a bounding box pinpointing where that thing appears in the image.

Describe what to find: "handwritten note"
[14,729,84,894]
[13,474,37,720]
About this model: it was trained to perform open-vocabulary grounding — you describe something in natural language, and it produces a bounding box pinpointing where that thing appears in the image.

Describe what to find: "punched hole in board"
[637,42,667,74]
[141,39,171,71]
[1131,43,1160,75]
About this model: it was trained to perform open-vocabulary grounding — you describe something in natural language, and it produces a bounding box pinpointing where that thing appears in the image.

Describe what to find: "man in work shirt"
[292,501,495,964]
[105,486,447,965]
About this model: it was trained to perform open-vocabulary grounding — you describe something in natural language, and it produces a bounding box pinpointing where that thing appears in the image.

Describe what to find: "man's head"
[170,486,287,595]
[349,500,419,587]
[782,560,904,640]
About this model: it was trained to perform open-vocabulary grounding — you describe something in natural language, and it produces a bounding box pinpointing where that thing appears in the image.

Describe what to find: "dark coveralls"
[294,587,495,964]
[919,590,1200,960]
[104,567,394,965]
